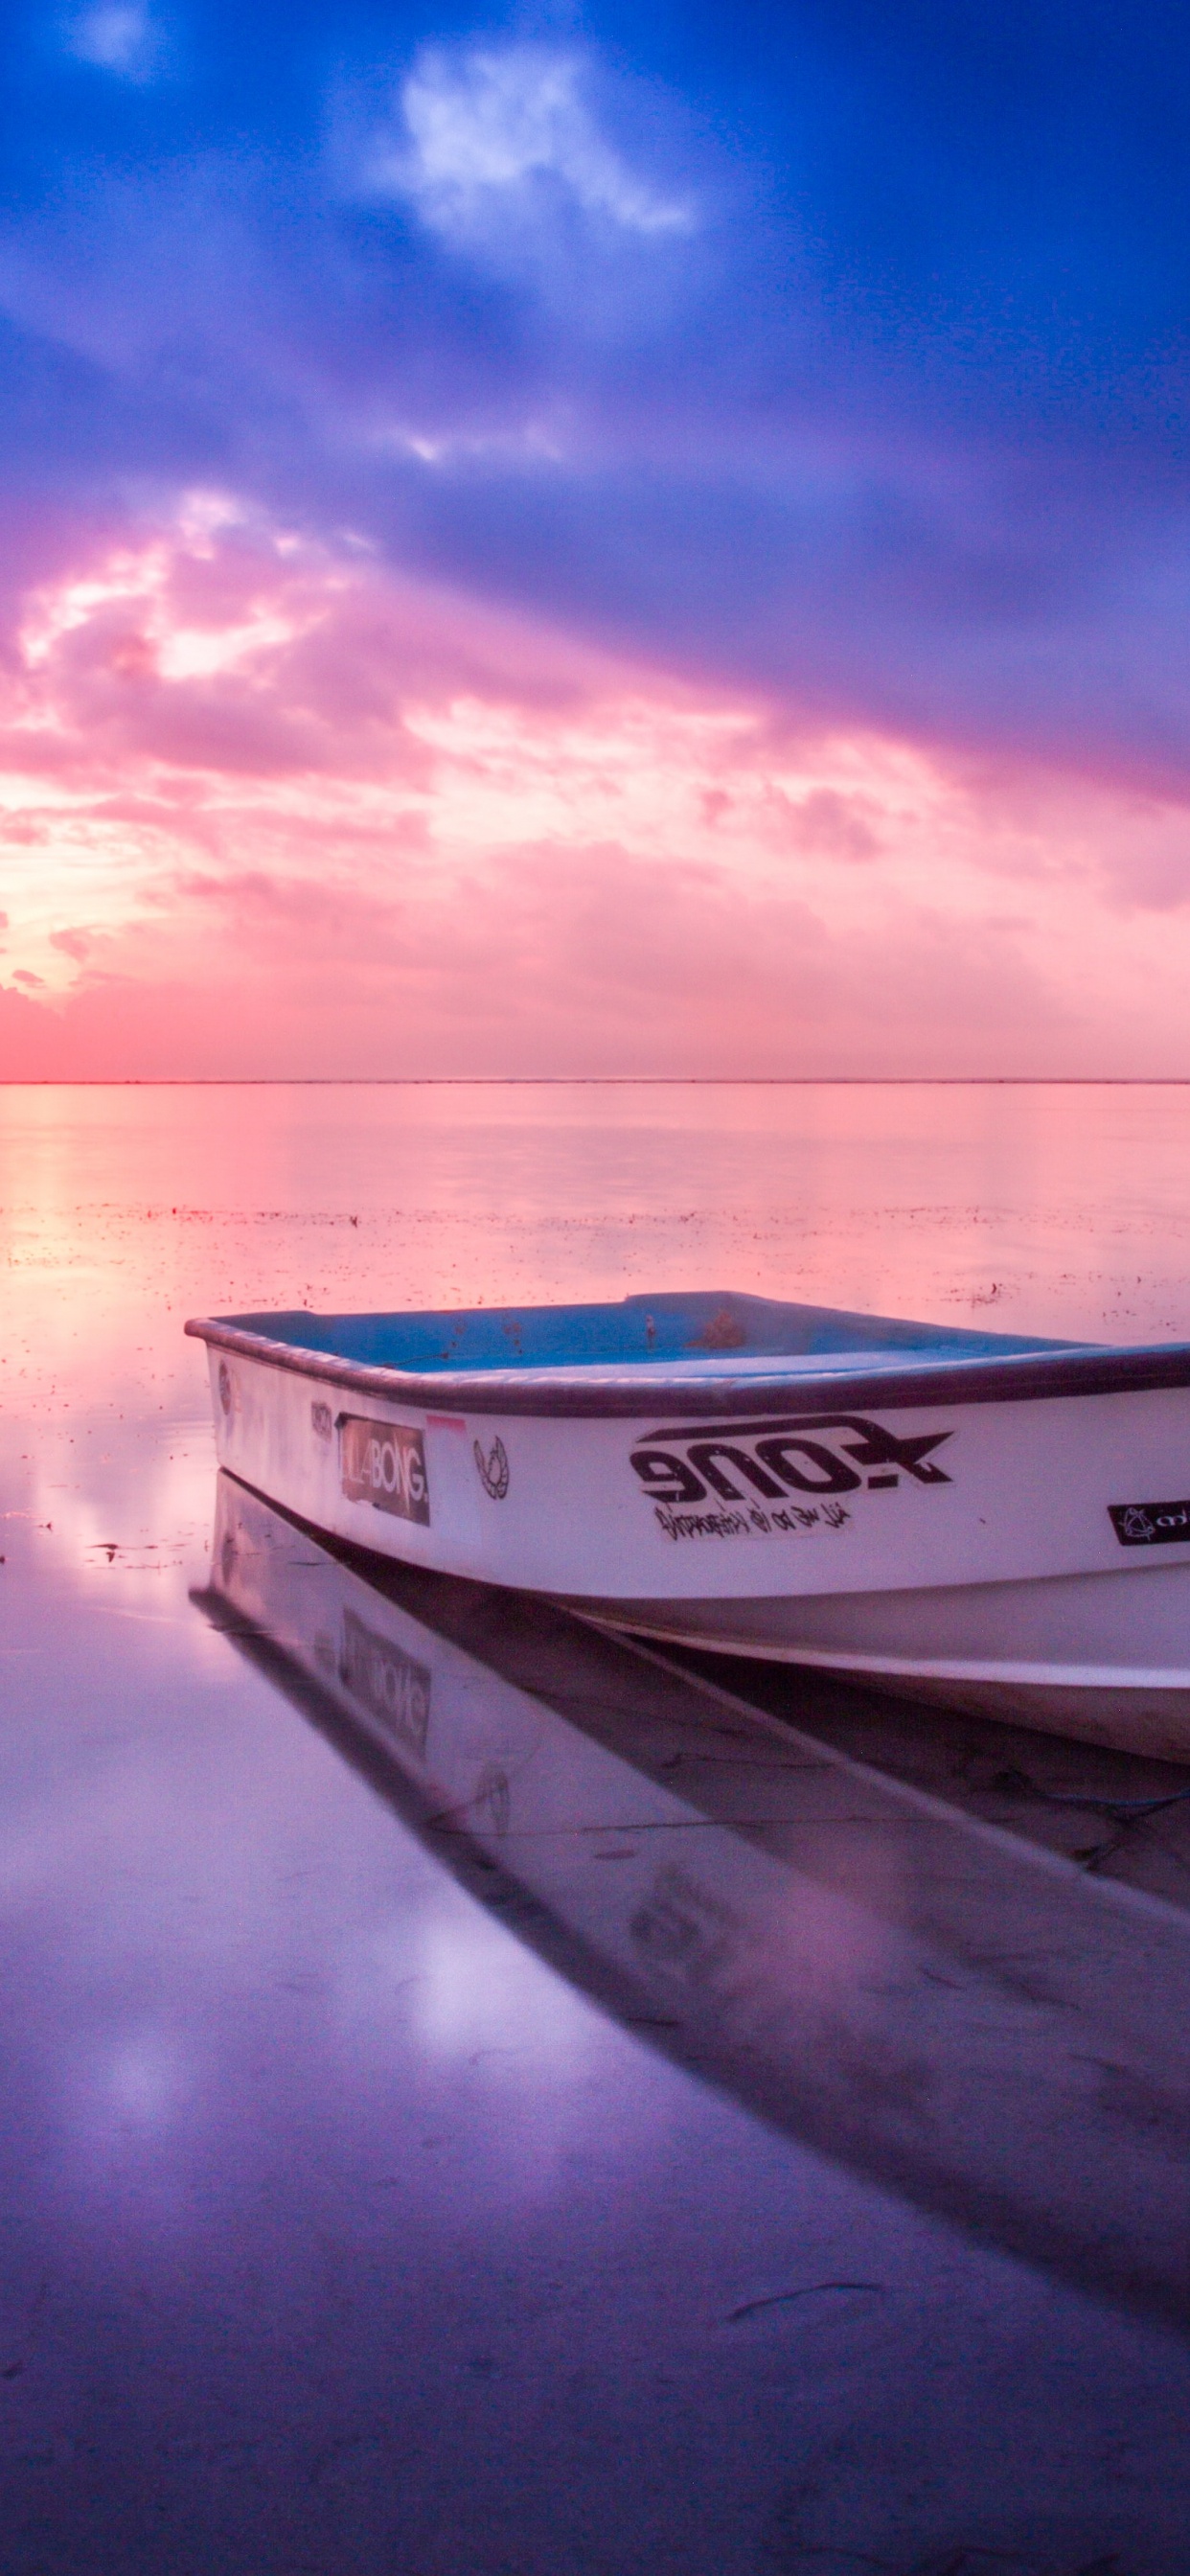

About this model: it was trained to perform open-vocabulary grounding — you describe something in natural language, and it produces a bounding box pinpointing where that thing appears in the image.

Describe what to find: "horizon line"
[6,1074,1190,1090]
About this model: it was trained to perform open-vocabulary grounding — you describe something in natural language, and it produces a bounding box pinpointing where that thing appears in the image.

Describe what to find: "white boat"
[186,1288,1190,1759]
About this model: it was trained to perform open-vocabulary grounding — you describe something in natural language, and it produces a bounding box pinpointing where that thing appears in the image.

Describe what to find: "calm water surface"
[5,1081,1190,2574]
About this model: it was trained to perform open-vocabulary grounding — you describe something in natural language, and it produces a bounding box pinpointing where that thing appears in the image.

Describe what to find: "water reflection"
[198,1470,1190,2335]
[9,1083,1190,2567]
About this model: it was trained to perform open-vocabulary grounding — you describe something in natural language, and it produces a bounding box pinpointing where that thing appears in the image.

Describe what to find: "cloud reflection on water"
[6,1086,1190,2564]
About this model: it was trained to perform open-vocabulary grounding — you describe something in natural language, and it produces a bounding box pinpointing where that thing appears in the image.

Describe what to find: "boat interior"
[217,1287,1076,1377]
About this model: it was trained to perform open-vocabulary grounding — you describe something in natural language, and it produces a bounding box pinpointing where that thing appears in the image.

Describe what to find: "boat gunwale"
[184,1315,1190,1419]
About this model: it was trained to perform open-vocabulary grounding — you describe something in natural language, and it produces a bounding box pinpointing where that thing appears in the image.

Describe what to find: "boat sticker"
[310,1399,333,1442]
[339,1607,431,1756]
[217,1359,235,1418]
[630,1412,951,1538]
[1109,1499,1190,1547]
[473,1434,510,1500]
[338,1414,430,1525]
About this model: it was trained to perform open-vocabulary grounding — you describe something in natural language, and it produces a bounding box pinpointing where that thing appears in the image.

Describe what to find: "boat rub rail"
[183,1317,1190,1422]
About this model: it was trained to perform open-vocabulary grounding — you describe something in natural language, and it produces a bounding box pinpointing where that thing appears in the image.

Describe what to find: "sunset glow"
[3,12,1190,1073]
[3,495,1190,1076]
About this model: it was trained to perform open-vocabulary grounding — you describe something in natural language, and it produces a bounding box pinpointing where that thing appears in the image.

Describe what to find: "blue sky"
[5,0,1188,775]
[3,4,1190,1075]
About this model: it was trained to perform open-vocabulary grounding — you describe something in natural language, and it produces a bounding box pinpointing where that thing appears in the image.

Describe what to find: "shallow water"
[6,1079,1190,2574]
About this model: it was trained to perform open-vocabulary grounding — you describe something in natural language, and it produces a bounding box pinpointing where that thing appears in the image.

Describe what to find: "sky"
[2,0,1190,1076]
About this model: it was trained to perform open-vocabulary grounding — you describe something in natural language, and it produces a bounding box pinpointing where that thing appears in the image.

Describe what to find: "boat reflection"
[195,1469,1190,2334]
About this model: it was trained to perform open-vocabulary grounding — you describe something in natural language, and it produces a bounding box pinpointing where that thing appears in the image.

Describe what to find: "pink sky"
[4,494,1190,1077]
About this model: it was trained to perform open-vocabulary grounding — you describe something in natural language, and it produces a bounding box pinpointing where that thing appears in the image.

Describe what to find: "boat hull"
[573,1563,1190,1759]
[191,1331,1190,1756]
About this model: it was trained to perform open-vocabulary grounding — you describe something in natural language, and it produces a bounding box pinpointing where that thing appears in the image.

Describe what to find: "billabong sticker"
[339,1414,430,1525]
[474,1435,510,1500]
[1110,1499,1190,1548]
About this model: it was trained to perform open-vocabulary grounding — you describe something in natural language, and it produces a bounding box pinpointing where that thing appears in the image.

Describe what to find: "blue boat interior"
[221,1290,1076,1375]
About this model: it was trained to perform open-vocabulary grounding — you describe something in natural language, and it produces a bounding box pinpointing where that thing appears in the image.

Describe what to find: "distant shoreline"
[5,1075,1190,1090]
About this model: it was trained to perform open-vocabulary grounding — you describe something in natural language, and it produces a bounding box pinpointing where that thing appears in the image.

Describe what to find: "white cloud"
[66,4,163,80]
[371,44,694,253]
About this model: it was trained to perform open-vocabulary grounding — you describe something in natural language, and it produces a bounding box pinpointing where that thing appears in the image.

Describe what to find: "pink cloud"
[0,837,1071,1077]
[50,925,109,961]
[4,494,1190,1076]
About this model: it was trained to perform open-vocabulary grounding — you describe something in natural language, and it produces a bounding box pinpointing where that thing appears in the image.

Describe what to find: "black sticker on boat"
[1109,1499,1190,1547]
[630,1412,951,1537]
[473,1434,510,1500]
[310,1399,333,1441]
[652,1499,853,1543]
[339,1607,431,1755]
[338,1414,430,1525]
